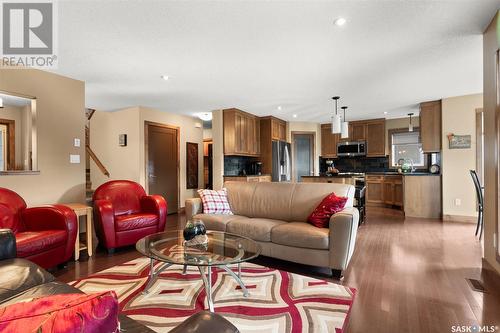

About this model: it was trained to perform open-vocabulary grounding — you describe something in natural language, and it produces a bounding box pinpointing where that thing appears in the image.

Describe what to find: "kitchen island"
[365,172,441,218]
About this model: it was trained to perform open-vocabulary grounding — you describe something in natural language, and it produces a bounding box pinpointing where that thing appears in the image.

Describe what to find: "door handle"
[149,174,157,178]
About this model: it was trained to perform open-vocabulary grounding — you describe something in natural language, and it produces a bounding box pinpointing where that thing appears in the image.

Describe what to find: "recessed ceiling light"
[334,17,347,26]
[197,112,212,121]
[161,75,169,81]
[384,111,388,115]
[277,106,282,111]
[292,114,298,118]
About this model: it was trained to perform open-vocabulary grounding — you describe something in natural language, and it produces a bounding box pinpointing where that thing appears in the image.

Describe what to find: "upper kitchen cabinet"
[365,119,385,157]
[321,123,340,157]
[350,121,366,141]
[419,100,442,152]
[267,117,287,141]
[223,108,260,156]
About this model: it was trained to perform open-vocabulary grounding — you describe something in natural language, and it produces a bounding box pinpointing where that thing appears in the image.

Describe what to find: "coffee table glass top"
[136,230,261,266]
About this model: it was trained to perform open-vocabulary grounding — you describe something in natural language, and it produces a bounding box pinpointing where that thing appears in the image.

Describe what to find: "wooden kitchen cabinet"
[259,116,288,175]
[223,108,260,156]
[350,121,366,141]
[320,123,339,157]
[367,174,403,208]
[365,119,386,157]
[269,117,287,141]
[420,100,442,153]
[366,175,384,204]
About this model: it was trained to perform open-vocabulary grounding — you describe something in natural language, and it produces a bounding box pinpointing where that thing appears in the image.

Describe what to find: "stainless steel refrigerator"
[272,140,292,182]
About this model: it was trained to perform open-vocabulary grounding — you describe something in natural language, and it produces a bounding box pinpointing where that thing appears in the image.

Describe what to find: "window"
[390,130,425,168]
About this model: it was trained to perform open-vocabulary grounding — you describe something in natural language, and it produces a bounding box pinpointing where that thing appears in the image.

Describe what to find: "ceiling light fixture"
[408,113,414,132]
[292,114,298,118]
[334,17,347,26]
[161,75,169,81]
[277,105,282,111]
[197,112,212,121]
[331,96,341,134]
[384,111,388,115]
[341,106,349,139]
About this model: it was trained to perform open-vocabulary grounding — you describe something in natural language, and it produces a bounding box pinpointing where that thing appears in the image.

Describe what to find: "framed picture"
[186,142,199,189]
[448,134,471,149]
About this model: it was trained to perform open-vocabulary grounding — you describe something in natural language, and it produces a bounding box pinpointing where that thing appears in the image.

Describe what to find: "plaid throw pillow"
[197,188,233,215]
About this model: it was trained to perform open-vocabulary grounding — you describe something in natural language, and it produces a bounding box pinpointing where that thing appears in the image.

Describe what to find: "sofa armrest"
[93,199,116,249]
[0,229,16,260]
[141,195,168,232]
[185,198,203,221]
[328,207,359,271]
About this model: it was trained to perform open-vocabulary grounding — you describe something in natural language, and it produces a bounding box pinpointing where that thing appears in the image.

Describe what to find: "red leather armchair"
[0,188,78,269]
[92,180,167,253]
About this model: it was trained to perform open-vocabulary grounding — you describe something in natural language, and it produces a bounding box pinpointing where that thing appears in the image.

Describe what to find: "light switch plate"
[74,138,81,147]
[70,154,80,164]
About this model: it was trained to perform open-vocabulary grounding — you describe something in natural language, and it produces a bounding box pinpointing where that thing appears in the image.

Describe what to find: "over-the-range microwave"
[337,141,366,157]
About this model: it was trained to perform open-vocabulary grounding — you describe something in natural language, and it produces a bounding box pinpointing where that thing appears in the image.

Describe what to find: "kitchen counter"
[366,171,440,176]
[224,174,272,183]
[302,174,361,179]
[223,174,271,177]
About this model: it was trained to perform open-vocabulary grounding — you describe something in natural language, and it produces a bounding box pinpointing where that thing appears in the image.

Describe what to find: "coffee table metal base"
[142,259,248,312]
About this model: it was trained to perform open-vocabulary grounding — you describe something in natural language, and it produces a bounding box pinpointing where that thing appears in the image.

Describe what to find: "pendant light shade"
[408,113,414,132]
[341,106,349,139]
[0,97,3,108]
[331,96,341,134]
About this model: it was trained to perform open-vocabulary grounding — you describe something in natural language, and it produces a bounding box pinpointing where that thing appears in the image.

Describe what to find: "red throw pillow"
[307,193,348,228]
[0,291,119,333]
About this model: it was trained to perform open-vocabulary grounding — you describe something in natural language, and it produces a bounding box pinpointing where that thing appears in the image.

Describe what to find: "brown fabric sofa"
[186,182,359,278]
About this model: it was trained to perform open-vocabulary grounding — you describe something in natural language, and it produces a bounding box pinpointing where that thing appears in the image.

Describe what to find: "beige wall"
[203,128,212,140]
[90,106,204,208]
[287,121,321,176]
[483,11,500,274]
[0,69,85,205]
[385,116,419,156]
[441,94,483,218]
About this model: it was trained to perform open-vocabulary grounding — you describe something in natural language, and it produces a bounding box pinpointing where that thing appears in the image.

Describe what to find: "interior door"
[293,133,314,182]
[146,122,179,214]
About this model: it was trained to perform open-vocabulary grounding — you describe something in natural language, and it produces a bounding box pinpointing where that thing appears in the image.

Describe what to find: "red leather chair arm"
[93,199,116,249]
[22,205,78,262]
[141,195,167,232]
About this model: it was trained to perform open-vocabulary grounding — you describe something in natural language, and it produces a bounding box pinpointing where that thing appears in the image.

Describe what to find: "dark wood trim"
[0,118,15,170]
[144,121,181,212]
[291,131,315,182]
[0,170,40,176]
[387,127,428,170]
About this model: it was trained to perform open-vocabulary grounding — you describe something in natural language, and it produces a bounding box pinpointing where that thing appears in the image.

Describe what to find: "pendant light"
[331,96,341,134]
[0,97,3,108]
[341,106,349,139]
[408,113,414,132]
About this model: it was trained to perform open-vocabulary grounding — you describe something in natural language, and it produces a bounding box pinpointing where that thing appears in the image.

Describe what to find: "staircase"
[85,108,109,204]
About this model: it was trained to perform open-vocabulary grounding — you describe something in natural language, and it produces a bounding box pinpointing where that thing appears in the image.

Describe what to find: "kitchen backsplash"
[319,156,389,173]
[224,156,260,175]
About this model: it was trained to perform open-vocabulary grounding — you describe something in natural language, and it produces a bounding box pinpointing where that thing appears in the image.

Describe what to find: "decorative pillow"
[307,193,348,228]
[197,188,233,215]
[0,291,119,333]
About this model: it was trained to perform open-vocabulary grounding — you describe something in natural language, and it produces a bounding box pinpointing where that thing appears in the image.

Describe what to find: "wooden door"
[235,112,245,153]
[366,120,386,156]
[350,122,366,141]
[146,122,179,213]
[271,119,280,140]
[293,133,314,182]
[420,101,442,152]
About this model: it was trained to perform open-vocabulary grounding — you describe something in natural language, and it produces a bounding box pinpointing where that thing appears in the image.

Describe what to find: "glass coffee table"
[136,230,261,312]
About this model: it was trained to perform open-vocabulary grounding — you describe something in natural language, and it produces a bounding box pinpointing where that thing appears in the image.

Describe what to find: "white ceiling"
[52,0,499,122]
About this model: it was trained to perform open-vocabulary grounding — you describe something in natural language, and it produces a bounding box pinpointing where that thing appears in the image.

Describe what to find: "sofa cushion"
[226,218,286,242]
[0,291,120,333]
[0,258,55,304]
[271,222,329,250]
[198,189,233,215]
[16,231,67,258]
[193,214,246,232]
[307,193,348,228]
[115,213,158,232]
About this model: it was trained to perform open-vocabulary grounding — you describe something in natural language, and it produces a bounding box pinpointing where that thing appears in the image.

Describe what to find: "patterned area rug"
[70,257,356,333]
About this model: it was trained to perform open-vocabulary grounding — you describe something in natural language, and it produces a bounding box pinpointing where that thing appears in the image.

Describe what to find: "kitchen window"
[390,130,426,168]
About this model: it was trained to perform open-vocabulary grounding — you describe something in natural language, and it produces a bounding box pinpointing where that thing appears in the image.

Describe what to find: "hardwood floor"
[54,210,500,332]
